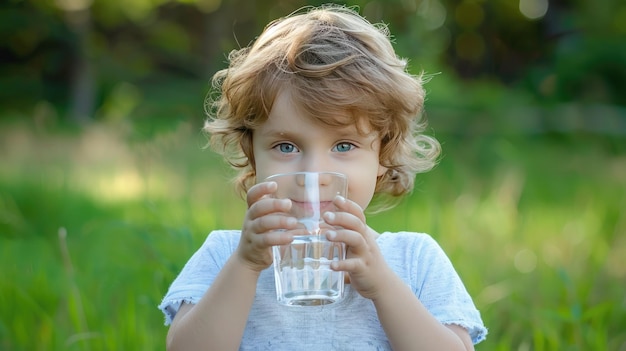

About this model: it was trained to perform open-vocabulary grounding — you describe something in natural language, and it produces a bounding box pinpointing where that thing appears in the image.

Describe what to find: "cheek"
[347,179,378,210]
[251,150,274,179]
[255,163,294,181]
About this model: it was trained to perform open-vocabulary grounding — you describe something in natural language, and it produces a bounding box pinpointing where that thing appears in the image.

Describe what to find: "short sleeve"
[378,232,487,345]
[412,234,488,344]
[157,230,240,325]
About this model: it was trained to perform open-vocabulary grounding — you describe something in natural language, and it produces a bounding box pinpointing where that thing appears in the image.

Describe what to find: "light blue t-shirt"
[159,230,487,350]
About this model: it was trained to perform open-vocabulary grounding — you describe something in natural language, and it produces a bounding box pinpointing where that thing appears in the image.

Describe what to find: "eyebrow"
[260,125,373,139]
[258,128,298,138]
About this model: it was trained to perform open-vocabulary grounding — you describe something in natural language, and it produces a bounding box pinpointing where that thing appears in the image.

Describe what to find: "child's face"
[253,90,387,210]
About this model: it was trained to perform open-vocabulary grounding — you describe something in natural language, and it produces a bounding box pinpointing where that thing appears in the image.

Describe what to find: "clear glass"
[266,171,348,306]
[272,236,345,306]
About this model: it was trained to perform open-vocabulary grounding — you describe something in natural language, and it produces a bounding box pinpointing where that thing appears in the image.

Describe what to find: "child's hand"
[236,181,298,273]
[323,196,394,300]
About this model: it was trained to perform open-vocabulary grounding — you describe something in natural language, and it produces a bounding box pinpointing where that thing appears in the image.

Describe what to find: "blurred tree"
[55,0,95,123]
[0,0,624,125]
[0,1,71,113]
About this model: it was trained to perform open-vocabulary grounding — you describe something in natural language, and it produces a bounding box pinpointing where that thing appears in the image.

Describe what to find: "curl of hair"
[204,4,441,211]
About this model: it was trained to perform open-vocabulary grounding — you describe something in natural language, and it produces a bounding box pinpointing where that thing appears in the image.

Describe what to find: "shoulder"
[191,230,241,259]
[201,230,241,247]
[206,229,241,240]
[376,231,442,252]
[376,231,452,274]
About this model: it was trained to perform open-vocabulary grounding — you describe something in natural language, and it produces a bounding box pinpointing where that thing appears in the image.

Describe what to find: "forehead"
[264,89,376,135]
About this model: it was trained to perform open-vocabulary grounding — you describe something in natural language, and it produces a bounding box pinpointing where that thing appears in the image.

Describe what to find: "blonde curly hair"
[204,4,440,211]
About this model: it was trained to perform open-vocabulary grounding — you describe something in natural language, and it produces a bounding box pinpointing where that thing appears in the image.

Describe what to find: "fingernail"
[336,195,345,203]
[326,230,336,239]
[325,212,335,221]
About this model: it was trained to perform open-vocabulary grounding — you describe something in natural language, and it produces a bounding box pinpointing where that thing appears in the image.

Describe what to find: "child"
[159,4,487,350]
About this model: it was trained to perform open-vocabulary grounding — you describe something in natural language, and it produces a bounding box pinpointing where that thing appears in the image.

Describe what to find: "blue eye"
[333,142,354,152]
[276,143,298,153]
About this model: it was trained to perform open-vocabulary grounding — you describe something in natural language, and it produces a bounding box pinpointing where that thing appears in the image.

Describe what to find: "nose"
[294,152,346,190]
[294,172,333,187]
[294,172,346,197]
[299,151,333,176]
[294,172,320,187]
[317,172,335,186]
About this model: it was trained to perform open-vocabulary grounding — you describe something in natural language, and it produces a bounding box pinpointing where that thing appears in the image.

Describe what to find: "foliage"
[1,0,625,350]
[1,0,625,124]
[1,115,625,350]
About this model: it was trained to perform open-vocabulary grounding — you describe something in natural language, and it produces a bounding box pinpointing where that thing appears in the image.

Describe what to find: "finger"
[325,228,365,251]
[246,181,277,208]
[247,196,292,222]
[248,214,298,235]
[332,195,366,223]
[330,257,364,273]
[252,230,296,247]
[323,210,367,235]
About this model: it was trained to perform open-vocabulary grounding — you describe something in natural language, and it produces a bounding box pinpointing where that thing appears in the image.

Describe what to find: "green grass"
[1,119,625,350]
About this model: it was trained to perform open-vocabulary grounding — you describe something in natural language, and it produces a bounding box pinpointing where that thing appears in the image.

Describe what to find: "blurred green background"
[1,0,625,350]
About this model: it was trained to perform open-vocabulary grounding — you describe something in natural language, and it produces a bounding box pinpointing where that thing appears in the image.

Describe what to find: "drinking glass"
[266,171,348,306]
